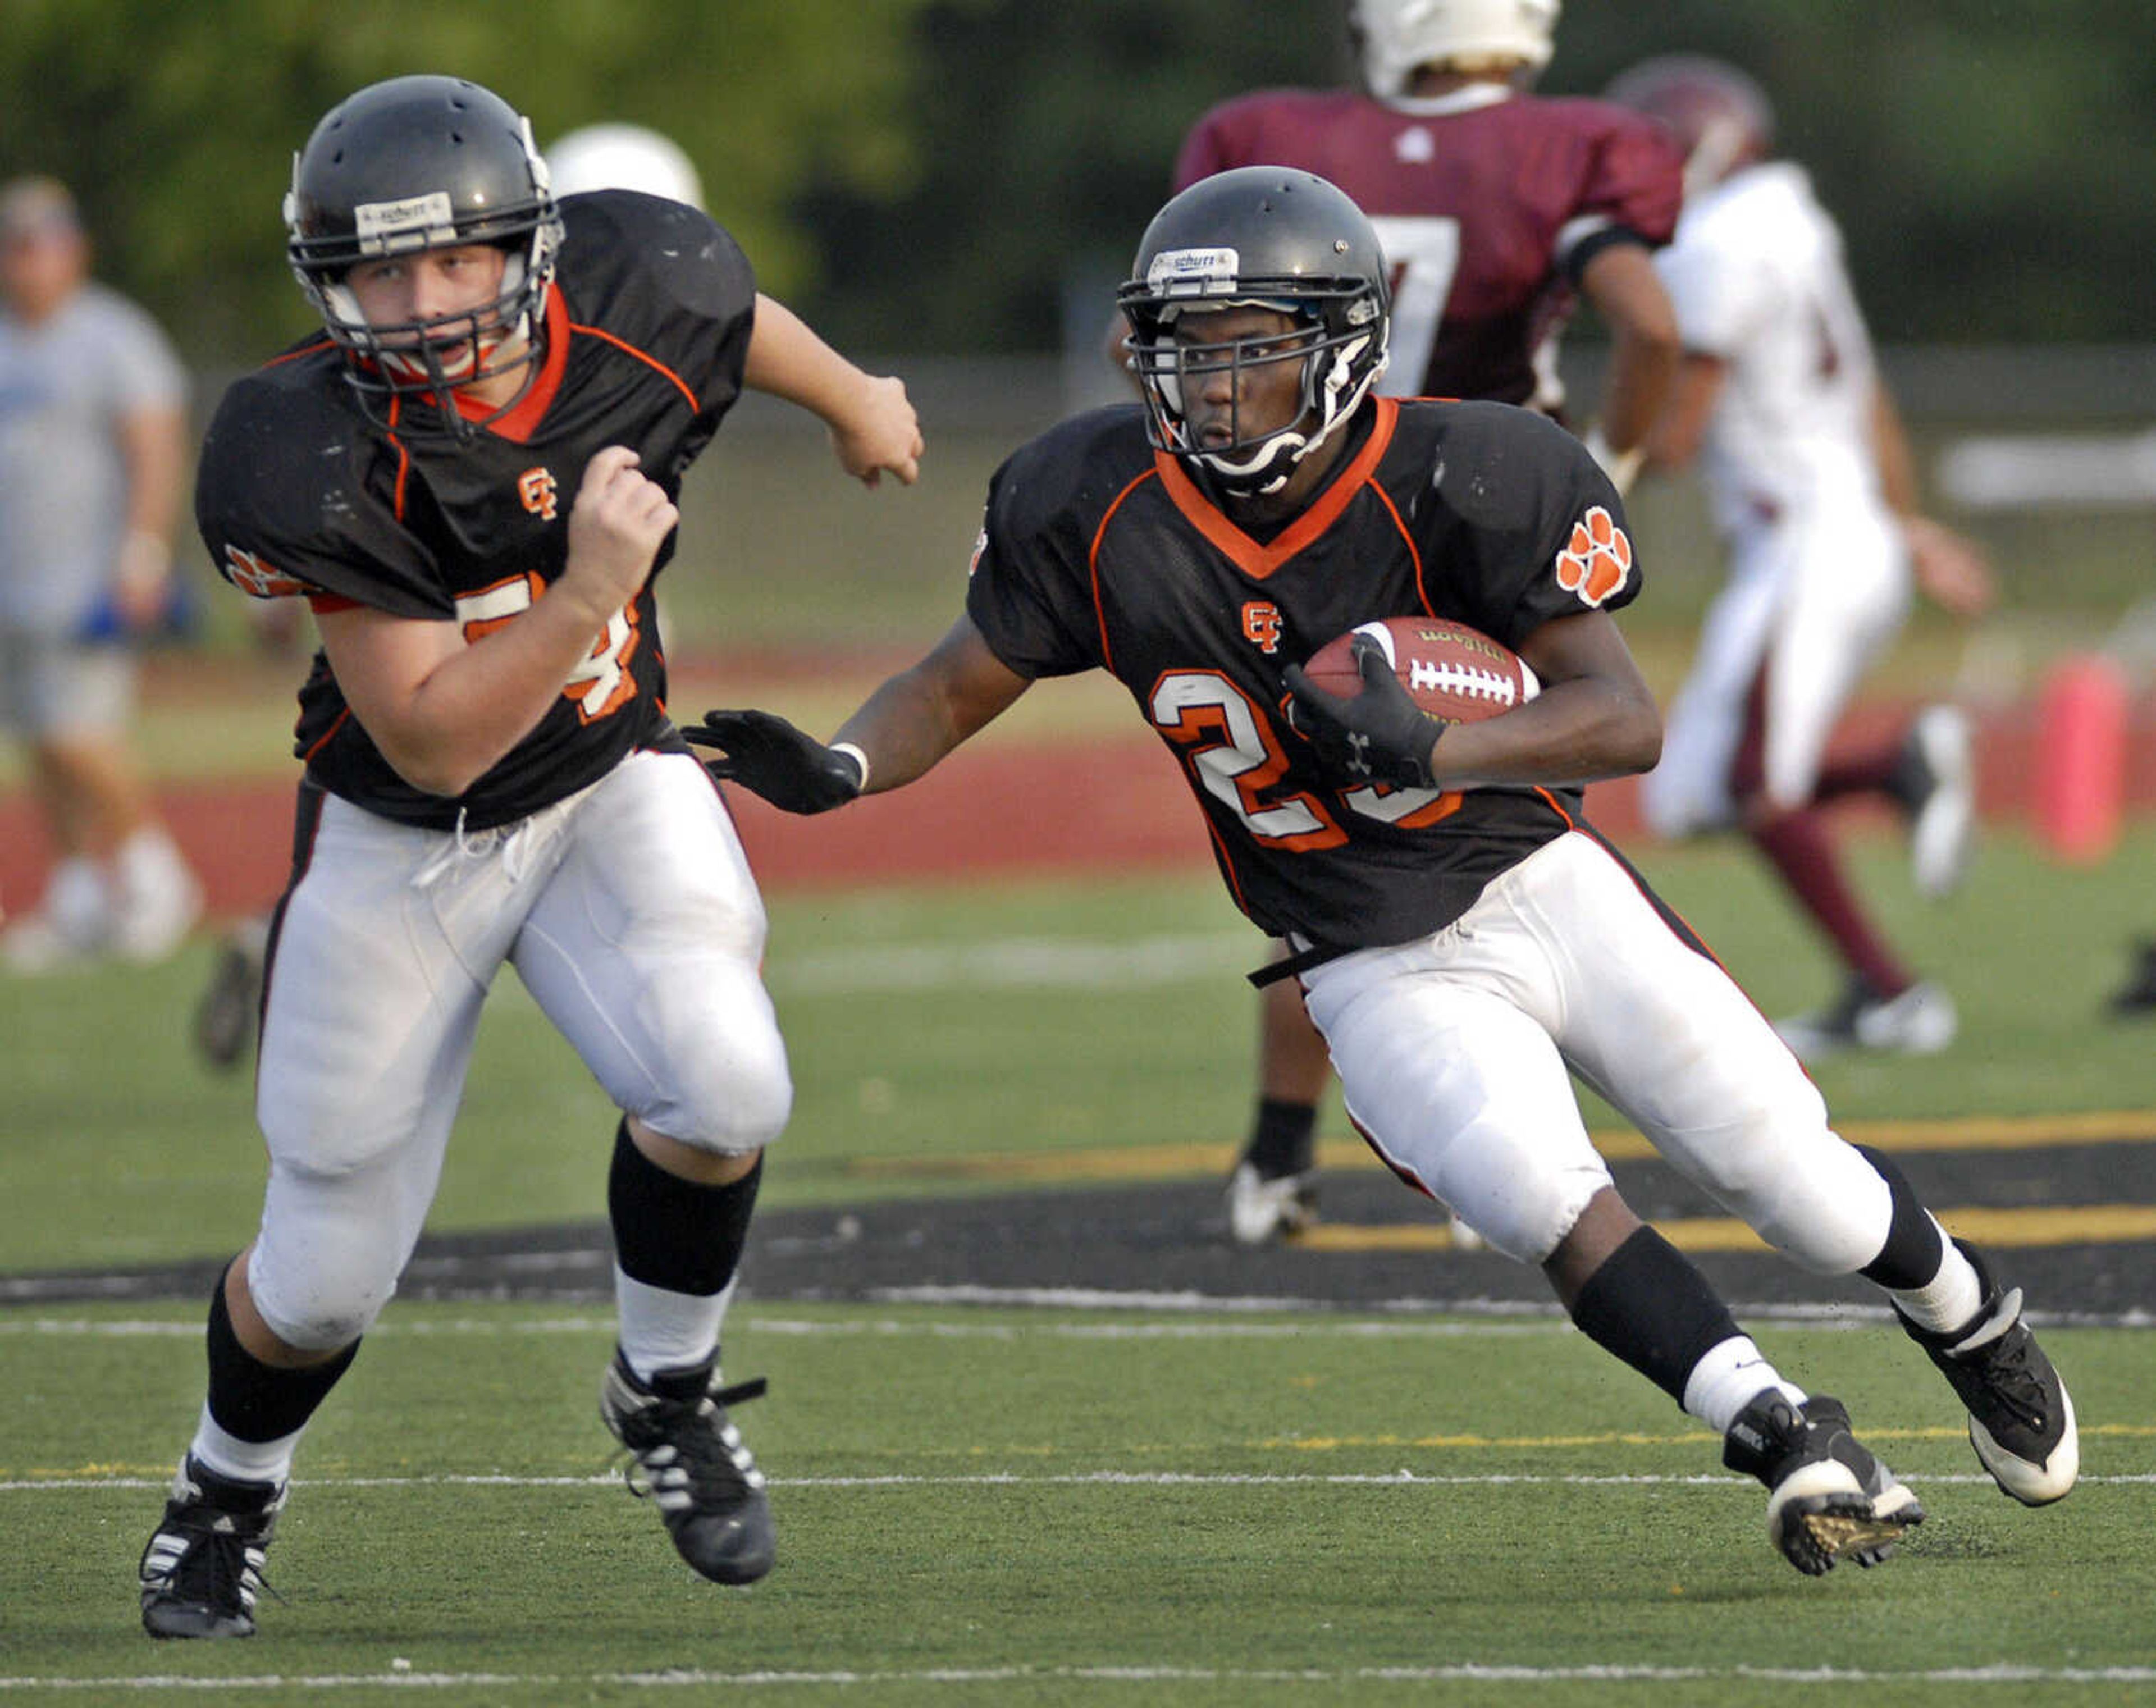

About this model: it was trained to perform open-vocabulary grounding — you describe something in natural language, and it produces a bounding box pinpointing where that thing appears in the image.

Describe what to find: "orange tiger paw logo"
[1553,506,1633,606]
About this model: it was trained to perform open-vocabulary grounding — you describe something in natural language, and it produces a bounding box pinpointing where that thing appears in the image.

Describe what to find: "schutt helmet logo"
[1554,505,1633,606]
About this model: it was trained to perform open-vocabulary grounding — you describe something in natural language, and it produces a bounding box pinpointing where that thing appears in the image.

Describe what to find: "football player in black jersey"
[136,75,924,1640]
[692,168,2077,1577]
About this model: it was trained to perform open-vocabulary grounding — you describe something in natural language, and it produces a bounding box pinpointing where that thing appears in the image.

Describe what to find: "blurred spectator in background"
[0,175,202,974]
[1130,0,1686,1244]
[190,121,711,1068]
[1607,56,1997,1061]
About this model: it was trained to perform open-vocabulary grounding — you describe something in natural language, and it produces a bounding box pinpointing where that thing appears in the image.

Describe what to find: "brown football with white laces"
[1300,616,1540,724]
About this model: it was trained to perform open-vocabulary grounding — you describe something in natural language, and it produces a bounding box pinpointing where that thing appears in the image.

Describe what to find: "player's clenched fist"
[564,446,678,613]
[830,374,924,488]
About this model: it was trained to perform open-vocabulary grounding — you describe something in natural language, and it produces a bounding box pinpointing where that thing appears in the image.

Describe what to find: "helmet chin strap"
[1191,334,1384,497]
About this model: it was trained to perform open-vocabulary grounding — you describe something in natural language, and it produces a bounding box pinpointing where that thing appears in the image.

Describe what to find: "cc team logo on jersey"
[1553,505,1633,606]
[1241,601,1284,655]
[518,467,560,522]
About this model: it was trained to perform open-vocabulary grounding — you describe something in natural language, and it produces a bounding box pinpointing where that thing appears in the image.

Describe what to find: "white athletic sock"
[615,1268,734,1382]
[43,855,111,945]
[1682,1335,1806,1436]
[189,1403,300,1490]
[1888,1223,1986,1333]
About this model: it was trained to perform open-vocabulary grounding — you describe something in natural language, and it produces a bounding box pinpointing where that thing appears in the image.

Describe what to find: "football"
[1300,616,1540,724]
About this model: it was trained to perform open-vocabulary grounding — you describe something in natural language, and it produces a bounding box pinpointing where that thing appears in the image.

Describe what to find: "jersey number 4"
[1149,671,1463,848]
[455,573,643,723]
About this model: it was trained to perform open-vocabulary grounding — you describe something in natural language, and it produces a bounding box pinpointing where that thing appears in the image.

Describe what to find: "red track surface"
[3,700,2153,920]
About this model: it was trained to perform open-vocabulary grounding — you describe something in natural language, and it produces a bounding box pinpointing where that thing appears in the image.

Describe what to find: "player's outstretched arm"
[744,293,923,487]
[1640,352,1726,472]
[686,710,866,814]
[1869,382,1996,619]
[691,614,1032,814]
[1578,243,1680,494]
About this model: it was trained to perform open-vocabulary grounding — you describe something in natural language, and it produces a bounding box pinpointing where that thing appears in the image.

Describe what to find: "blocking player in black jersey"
[691,168,2077,1577]
[135,76,924,1639]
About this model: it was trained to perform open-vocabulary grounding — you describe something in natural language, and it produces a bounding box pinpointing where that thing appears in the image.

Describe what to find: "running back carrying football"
[1299,616,1540,725]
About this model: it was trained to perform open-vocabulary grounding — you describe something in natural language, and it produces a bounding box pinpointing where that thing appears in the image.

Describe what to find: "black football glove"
[1281,636,1445,789]
[684,709,864,815]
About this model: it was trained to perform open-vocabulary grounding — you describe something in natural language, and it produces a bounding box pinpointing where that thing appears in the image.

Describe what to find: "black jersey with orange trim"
[963,395,1642,950]
[194,189,755,830]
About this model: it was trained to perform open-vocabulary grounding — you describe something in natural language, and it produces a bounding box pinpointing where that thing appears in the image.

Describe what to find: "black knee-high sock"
[1854,1144,1947,1289]
[1567,1227,1746,1406]
[204,1263,359,1444]
[1244,1098,1317,1175]
[608,1122,762,1296]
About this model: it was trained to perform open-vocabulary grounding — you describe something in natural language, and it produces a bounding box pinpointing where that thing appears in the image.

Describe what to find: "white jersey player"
[1608,56,1997,1059]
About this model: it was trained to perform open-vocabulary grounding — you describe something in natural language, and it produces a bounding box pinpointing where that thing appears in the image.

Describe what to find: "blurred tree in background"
[807,0,2156,353]
[2,0,2151,363]
[0,0,936,360]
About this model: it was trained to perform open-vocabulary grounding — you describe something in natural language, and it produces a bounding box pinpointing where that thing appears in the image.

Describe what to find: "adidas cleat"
[138,1456,284,1639]
[601,1349,775,1584]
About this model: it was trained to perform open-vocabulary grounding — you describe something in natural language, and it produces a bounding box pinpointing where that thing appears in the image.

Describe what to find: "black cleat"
[2107,937,2156,1017]
[1723,1392,1924,1575]
[138,1456,284,1639]
[1774,974,1956,1062]
[601,1350,775,1584]
[1897,1240,2079,1505]
[192,919,268,1070]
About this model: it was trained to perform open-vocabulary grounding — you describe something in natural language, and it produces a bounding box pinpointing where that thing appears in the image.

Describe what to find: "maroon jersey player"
[1175,57,1680,421]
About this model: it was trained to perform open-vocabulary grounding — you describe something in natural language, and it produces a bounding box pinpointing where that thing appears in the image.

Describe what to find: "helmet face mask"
[1120,169,1390,499]
[285,75,565,435]
[1350,0,1560,101]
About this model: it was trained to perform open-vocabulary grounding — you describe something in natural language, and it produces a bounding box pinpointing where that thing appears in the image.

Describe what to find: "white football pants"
[248,750,789,1350]
[1297,830,1892,1268]
[1645,487,1910,835]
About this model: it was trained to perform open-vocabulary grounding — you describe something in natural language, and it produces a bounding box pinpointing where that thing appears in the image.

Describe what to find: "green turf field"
[3,828,2152,1271]
[3,832,2153,1698]
[3,1300,2151,1702]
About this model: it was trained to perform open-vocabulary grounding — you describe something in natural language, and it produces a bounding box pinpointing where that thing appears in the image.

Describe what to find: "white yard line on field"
[5,1294,2150,1337]
[4,1661,2155,1691]
[8,1469,2154,1495]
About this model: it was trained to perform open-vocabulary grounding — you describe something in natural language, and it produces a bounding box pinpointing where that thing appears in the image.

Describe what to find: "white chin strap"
[1193,334,1385,495]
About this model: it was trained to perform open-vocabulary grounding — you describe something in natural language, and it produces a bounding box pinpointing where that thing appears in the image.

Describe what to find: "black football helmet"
[1118,167,1390,498]
[284,75,564,431]
[1603,55,1775,197]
